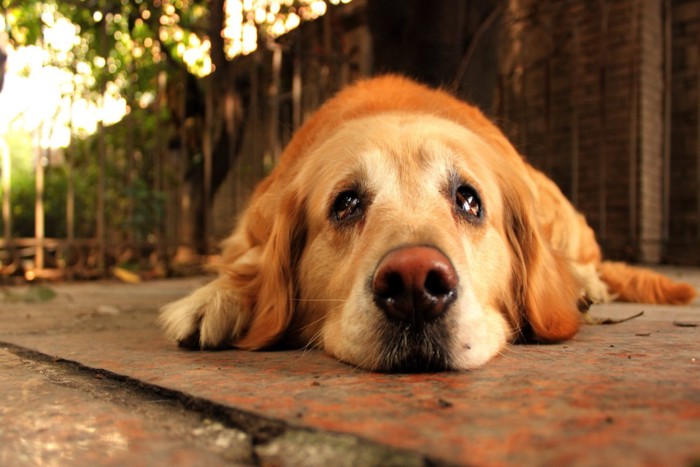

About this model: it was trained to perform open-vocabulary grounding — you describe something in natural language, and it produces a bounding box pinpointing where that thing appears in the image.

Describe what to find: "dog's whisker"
[300,329,325,355]
[297,313,331,332]
[297,309,344,355]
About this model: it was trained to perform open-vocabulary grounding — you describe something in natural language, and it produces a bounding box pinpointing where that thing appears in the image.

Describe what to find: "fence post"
[1,136,9,243]
[34,133,45,272]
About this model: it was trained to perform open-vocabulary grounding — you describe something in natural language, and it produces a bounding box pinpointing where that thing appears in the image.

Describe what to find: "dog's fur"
[160,76,696,372]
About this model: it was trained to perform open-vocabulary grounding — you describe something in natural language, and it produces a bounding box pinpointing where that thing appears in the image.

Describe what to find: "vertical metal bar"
[696,6,700,244]
[125,62,135,245]
[628,0,639,248]
[34,134,45,272]
[66,100,74,245]
[96,19,107,273]
[498,75,508,137]
[251,53,260,178]
[661,0,672,253]
[177,68,187,251]
[571,21,580,207]
[322,8,332,94]
[96,117,105,272]
[519,58,528,152]
[203,77,213,254]
[293,37,302,131]
[269,43,282,162]
[155,70,166,262]
[598,0,609,245]
[65,127,74,280]
[1,136,10,243]
[545,49,552,176]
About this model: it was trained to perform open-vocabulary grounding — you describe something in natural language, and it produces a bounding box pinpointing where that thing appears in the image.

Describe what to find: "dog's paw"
[570,262,614,304]
[158,279,249,349]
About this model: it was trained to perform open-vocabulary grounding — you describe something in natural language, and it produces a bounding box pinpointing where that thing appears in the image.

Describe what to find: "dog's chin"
[371,317,457,373]
[323,294,508,372]
[329,309,509,373]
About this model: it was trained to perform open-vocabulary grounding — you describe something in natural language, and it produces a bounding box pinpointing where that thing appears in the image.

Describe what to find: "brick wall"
[668,0,700,264]
[497,0,671,262]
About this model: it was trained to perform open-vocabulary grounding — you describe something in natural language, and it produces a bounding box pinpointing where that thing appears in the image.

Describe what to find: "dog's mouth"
[375,317,456,372]
[366,244,460,372]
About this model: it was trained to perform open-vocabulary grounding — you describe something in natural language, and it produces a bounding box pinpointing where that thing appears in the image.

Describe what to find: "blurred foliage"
[0,0,340,249]
[6,130,92,238]
[1,0,185,241]
[2,0,211,86]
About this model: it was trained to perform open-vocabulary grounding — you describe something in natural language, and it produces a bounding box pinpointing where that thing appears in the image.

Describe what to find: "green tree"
[1,1,355,260]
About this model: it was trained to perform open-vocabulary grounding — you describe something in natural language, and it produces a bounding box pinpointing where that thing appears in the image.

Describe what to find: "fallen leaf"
[113,267,141,284]
[673,321,699,328]
[582,311,644,325]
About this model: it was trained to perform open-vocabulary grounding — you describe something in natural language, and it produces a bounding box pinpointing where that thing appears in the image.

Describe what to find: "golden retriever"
[160,75,696,372]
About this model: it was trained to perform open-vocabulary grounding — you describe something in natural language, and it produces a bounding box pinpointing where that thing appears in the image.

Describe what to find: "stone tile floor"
[1,269,699,466]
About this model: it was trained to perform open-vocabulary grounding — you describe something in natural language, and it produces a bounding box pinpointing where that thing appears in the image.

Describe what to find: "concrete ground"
[0,268,699,467]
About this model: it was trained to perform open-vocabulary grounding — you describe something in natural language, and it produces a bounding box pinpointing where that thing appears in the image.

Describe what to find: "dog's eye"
[333,190,363,222]
[456,185,482,219]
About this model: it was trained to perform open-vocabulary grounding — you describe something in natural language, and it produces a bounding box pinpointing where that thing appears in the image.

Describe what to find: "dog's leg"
[158,277,249,349]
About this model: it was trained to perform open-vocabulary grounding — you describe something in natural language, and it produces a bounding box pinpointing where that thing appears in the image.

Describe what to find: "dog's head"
[221,76,580,371]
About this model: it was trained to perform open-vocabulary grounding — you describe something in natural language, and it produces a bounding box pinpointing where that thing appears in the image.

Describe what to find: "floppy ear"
[502,180,581,343]
[158,180,305,350]
[221,187,306,350]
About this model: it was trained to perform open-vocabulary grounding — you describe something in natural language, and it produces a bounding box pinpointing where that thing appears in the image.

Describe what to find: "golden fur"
[160,76,696,371]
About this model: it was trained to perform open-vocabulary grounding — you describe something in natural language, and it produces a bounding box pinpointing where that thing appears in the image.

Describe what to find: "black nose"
[372,246,458,324]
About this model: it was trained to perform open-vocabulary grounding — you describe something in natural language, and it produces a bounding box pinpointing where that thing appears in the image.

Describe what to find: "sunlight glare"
[220,0,351,65]
[1,0,352,146]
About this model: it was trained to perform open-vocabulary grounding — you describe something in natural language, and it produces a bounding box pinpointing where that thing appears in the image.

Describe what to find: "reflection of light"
[0,42,128,150]
[255,7,266,23]
[311,1,327,15]
[221,0,352,62]
[76,61,91,75]
[43,17,79,53]
[2,0,354,141]
[101,82,128,125]
[285,13,300,30]
[138,92,156,109]
[270,19,285,36]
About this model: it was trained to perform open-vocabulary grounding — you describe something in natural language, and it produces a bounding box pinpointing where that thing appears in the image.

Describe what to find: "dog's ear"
[502,179,581,343]
[220,184,306,350]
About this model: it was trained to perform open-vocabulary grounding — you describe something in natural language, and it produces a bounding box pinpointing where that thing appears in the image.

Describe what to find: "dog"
[160,75,696,372]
